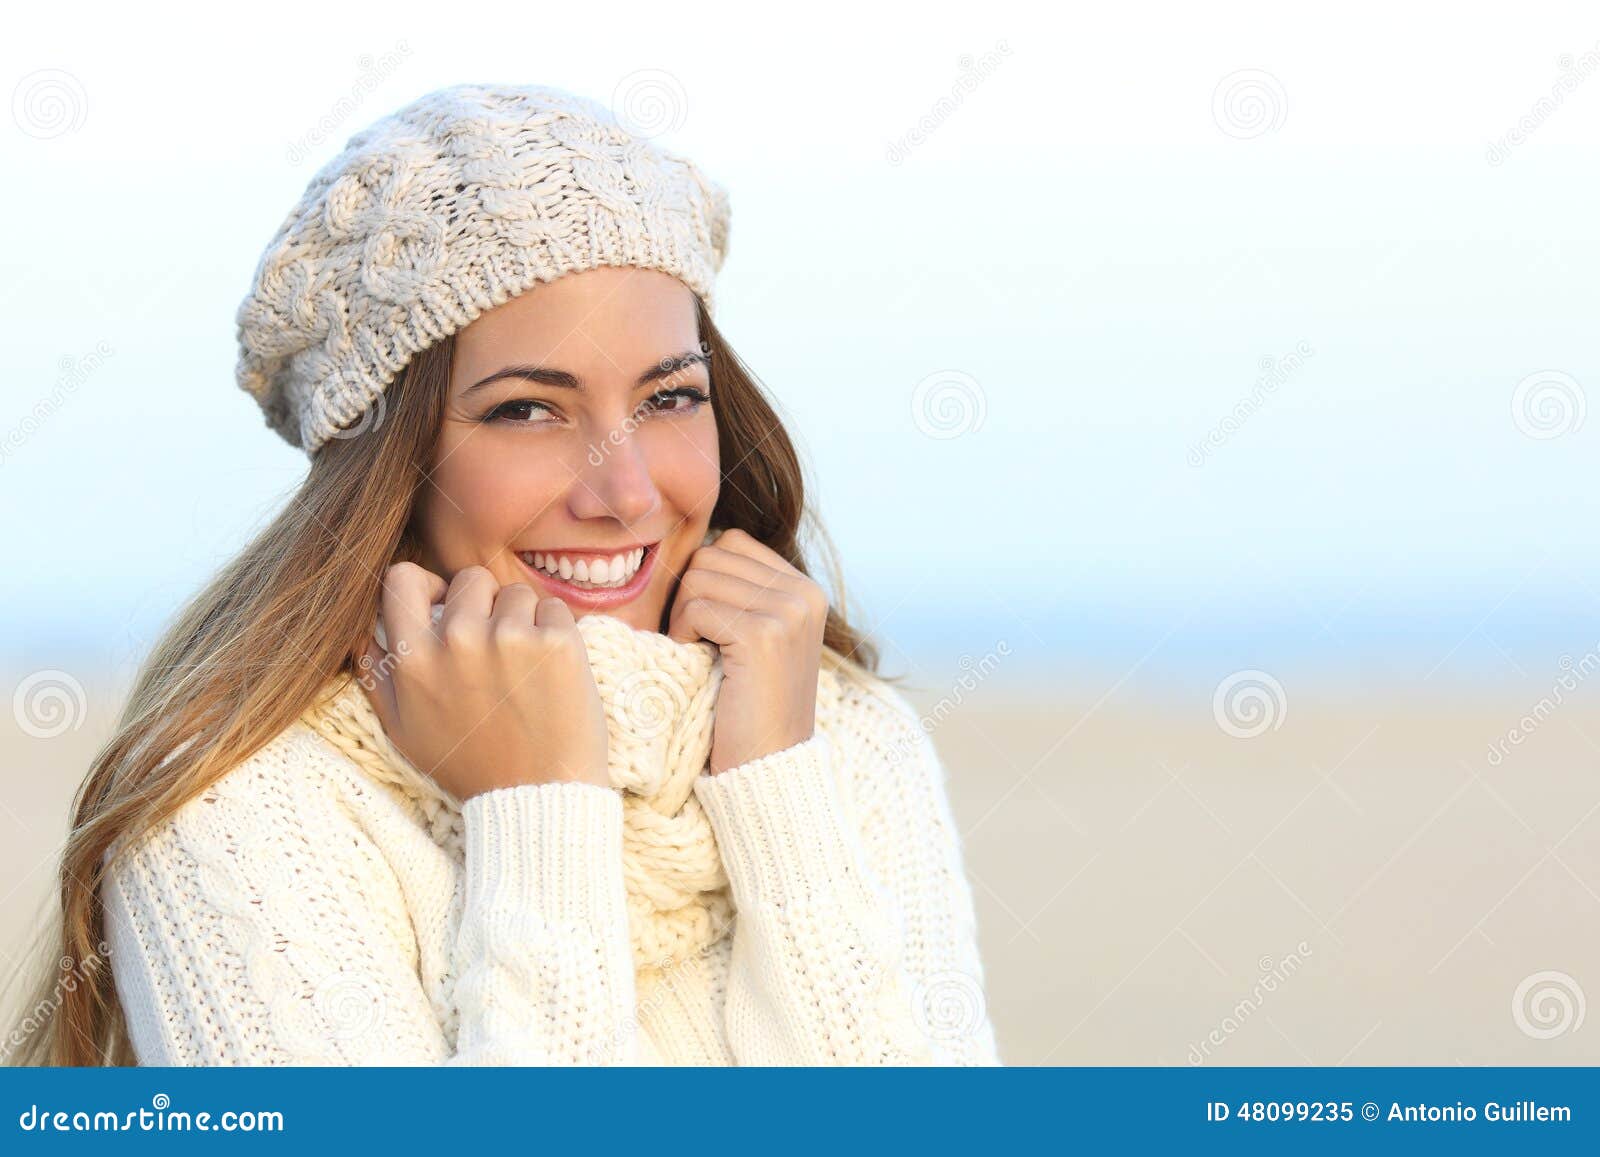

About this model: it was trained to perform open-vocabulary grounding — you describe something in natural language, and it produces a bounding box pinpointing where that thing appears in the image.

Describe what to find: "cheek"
[644,417,720,511]
[423,440,568,549]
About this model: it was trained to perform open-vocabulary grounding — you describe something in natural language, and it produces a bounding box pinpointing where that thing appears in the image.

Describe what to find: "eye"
[485,398,559,425]
[640,387,710,416]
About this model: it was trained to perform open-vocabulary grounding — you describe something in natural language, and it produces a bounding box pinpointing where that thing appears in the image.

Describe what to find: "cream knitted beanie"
[234,82,732,456]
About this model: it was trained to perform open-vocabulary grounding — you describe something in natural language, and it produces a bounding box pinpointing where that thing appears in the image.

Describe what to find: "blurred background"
[3,0,1598,1064]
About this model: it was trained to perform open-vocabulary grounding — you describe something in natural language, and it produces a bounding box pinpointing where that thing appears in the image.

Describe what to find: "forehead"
[451,267,700,386]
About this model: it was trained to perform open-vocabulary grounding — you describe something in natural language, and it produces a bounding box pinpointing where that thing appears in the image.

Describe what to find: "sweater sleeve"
[102,744,639,1066]
[691,683,1002,1065]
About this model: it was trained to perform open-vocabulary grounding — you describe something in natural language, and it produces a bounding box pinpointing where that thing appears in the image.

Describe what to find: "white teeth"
[519,546,648,589]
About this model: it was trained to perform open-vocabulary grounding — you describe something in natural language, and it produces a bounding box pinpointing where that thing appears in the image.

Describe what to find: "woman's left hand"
[666,528,829,775]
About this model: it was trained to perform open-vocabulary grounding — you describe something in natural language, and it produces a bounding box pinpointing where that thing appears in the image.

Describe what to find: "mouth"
[513,541,658,609]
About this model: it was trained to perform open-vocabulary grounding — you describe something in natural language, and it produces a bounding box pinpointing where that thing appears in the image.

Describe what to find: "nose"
[567,425,662,526]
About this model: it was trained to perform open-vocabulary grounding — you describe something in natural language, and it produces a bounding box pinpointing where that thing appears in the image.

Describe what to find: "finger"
[677,567,782,614]
[707,528,801,577]
[440,565,498,630]
[667,595,749,647]
[379,563,449,658]
[686,544,800,592]
[533,595,576,630]
[491,581,539,626]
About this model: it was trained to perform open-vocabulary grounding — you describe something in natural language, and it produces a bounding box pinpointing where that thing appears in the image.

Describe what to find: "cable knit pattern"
[233,83,731,455]
[101,613,1001,1066]
[308,612,736,983]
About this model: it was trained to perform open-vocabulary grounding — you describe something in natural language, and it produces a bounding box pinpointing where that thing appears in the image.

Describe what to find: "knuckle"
[440,615,483,649]
[774,591,808,621]
[491,616,534,645]
[383,561,422,590]
[751,613,786,642]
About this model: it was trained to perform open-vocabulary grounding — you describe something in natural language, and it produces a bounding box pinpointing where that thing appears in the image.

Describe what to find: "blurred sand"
[3,671,1597,1065]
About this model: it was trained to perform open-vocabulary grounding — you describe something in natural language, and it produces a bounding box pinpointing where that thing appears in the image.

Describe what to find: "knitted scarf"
[298,609,828,983]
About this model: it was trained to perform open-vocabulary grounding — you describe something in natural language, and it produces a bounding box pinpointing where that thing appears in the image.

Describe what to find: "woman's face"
[411,266,720,633]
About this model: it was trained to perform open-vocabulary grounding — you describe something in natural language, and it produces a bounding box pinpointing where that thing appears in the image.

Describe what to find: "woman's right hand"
[358,562,611,800]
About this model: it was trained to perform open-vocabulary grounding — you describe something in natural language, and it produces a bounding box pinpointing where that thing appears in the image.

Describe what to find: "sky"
[3,1,1598,692]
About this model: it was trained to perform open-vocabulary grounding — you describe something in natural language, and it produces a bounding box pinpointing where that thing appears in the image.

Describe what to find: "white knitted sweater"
[101,613,1001,1065]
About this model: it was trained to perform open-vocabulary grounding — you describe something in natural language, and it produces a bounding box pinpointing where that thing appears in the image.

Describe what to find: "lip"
[513,541,659,610]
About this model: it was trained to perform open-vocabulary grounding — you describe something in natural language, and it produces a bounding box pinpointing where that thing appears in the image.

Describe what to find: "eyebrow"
[461,351,709,398]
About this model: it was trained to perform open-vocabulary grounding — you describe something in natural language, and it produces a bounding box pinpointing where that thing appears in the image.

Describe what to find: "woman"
[7,83,999,1066]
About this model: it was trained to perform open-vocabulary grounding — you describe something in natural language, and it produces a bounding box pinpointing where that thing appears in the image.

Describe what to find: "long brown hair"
[2,296,888,1066]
